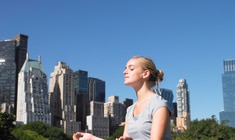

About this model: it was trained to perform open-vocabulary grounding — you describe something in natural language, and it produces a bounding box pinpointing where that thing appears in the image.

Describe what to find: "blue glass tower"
[219,59,235,128]
[88,77,105,103]
[74,70,89,130]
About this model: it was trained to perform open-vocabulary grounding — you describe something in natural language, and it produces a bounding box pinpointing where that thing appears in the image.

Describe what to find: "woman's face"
[123,58,145,87]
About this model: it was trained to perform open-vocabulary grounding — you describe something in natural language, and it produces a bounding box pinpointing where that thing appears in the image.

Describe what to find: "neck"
[134,84,154,102]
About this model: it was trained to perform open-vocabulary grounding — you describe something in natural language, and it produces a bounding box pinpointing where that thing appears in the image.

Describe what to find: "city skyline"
[1,0,235,121]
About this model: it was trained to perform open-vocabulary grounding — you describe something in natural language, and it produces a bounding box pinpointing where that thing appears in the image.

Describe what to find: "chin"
[124,82,131,86]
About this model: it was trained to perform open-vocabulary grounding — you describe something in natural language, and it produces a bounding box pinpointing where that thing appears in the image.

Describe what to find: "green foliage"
[106,126,124,140]
[173,115,235,140]
[108,116,235,140]
[2,110,235,140]
[0,110,16,140]
[12,121,71,140]
[11,129,48,140]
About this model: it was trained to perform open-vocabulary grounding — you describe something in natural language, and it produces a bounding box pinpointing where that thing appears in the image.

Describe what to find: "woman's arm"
[73,132,104,140]
[150,106,170,140]
[117,122,132,140]
[122,122,128,137]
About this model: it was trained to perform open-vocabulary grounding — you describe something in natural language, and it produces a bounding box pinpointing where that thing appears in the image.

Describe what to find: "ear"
[142,70,150,79]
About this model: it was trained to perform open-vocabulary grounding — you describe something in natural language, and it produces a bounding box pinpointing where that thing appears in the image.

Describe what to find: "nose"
[123,69,127,75]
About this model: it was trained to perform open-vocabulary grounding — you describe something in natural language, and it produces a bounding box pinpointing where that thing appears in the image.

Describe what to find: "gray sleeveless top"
[125,94,174,140]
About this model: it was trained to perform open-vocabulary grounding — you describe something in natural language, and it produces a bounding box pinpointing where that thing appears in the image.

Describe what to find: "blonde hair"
[132,56,164,87]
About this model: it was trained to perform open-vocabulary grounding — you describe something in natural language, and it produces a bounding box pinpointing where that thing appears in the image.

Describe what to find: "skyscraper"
[0,34,28,114]
[16,55,51,125]
[176,79,190,131]
[220,59,235,128]
[49,61,80,134]
[74,70,89,130]
[88,77,105,103]
[104,96,126,135]
[87,101,109,137]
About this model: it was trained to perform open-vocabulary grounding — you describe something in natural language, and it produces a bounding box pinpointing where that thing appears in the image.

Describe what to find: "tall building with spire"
[49,61,80,134]
[16,54,51,125]
[176,79,190,131]
[220,59,235,128]
[0,34,28,114]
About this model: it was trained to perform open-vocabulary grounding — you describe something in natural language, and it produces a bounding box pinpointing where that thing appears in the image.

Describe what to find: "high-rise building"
[88,77,105,103]
[220,59,235,128]
[152,88,174,105]
[104,96,126,135]
[176,79,190,131]
[16,55,51,125]
[49,61,80,134]
[87,101,109,137]
[74,70,89,130]
[0,34,28,114]
[158,88,176,126]
[122,98,133,110]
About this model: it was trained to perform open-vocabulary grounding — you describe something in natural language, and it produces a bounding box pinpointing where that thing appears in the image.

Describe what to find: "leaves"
[12,121,71,140]
[11,129,48,140]
[173,115,235,140]
[2,109,235,140]
[0,110,16,140]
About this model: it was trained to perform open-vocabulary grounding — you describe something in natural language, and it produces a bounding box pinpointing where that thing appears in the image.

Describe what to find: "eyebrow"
[125,64,135,69]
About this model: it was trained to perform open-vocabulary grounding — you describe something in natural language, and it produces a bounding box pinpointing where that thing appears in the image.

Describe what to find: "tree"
[0,109,16,140]
[12,121,71,140]
[11,128,48,140]
[106,126,124,140]
[173,115,235,140]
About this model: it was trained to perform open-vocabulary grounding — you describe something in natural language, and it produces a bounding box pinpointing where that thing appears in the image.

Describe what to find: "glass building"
[88,77,105,103]
[0,34,28,114]
[220,59,235,128]
[74,70,88,95]
[74,70,89,130]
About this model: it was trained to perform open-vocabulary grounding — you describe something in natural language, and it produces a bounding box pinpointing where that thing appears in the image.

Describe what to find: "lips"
[124,76,129,79]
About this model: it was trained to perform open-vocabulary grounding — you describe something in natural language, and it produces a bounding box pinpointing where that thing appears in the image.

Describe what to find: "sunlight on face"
[123,58,145,86]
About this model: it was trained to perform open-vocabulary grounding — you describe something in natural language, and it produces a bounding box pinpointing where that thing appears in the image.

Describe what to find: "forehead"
[126,58,140,67]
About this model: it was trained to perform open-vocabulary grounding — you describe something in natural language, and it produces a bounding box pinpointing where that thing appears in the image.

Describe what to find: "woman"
[73,56,173,140]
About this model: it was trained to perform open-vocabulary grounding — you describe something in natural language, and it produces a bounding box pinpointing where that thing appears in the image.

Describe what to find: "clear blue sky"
[1,0,235,121]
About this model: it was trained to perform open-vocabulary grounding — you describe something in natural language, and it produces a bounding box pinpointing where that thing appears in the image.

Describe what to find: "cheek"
[124,75,141,85]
